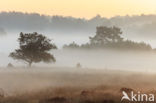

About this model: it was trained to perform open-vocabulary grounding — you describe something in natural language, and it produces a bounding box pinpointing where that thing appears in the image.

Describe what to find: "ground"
[0,67,155,103]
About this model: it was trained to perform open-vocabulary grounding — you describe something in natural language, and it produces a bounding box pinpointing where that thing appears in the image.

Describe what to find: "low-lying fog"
[1,32,156,72]
[1,32,156,96]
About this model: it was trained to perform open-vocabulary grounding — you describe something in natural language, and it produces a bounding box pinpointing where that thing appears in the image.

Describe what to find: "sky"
[0,0,156,19]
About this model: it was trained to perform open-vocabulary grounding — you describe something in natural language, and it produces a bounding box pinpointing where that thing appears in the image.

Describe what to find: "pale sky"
[0,0,156,19]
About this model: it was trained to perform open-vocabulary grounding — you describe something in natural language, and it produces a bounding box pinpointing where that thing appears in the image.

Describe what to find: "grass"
[0,67,156,103]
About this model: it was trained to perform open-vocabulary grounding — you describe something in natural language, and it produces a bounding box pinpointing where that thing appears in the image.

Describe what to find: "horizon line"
[1,11,156,20]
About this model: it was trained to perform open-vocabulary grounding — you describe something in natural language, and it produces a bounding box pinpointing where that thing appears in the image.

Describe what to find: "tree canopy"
[89,26,123,44]
[9,32,57,67]
[64,26,152,50]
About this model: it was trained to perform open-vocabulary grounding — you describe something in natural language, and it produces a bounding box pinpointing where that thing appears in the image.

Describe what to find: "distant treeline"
[1,12,156,38]
[63,26,152,50]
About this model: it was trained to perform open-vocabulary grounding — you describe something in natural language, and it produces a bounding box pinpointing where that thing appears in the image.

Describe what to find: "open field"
[0,67,156,103]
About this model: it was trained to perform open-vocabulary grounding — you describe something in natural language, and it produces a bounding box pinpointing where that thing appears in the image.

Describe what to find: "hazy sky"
[0,0,156,18]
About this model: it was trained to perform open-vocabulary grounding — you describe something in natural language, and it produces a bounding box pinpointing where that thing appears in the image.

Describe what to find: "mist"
[1,12,156,47]
[1,12,156,103]
[1,40,156,73]
[0,30,156,72]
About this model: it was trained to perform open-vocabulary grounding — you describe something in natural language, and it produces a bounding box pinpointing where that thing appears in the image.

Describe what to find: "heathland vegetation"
[63,26,152,50]
[0,14,156,103]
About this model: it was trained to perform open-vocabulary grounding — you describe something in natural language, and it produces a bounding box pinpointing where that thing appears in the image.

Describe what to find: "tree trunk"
[28,62,32,68]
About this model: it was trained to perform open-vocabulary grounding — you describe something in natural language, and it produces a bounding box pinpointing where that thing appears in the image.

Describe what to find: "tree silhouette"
[63,41,80,49]
[64,26,152,50]
[9,32,57,67]
[89,26,123,45]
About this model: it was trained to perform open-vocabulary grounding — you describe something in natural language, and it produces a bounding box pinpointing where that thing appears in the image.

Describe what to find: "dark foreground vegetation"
[0,86,153,103]
[0,86,122,103]
[0,67,156,103]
